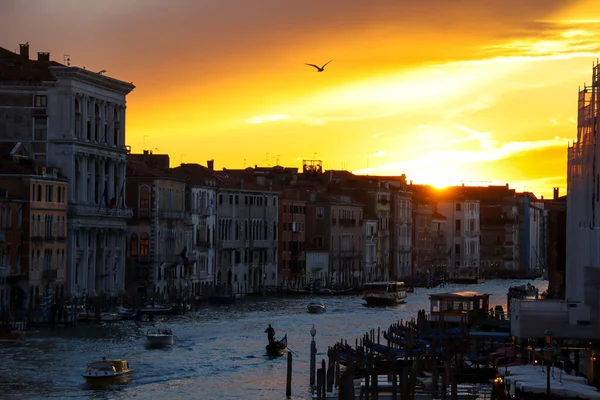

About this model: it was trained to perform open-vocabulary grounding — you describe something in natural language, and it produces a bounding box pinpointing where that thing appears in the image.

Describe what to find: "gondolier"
[265,324,275,344]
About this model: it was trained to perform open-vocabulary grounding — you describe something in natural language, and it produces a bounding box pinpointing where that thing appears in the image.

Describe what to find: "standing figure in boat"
[265,324,275,344]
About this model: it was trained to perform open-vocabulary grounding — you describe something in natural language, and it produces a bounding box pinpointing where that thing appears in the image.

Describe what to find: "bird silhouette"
[306,60,332,72]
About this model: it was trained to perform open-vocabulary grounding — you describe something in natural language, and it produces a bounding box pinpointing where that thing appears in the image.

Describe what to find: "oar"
[286,346,299,357]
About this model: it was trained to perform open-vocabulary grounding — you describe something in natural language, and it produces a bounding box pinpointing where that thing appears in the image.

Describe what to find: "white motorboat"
[146,328,174,347]
[362,281,407,307]
[82,358,133,386]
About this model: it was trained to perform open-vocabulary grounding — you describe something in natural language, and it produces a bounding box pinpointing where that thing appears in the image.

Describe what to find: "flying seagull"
[306,60,332,72]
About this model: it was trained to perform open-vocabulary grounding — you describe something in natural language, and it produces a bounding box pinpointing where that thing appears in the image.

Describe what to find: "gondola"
[265,334,287,357]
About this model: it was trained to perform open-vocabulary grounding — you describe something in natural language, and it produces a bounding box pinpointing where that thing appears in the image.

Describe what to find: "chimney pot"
[19,43,29,60]
[37,52,50,63]
[207,159,214,171]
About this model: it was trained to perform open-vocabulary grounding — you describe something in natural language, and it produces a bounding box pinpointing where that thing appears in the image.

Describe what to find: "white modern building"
[0,43,134,299]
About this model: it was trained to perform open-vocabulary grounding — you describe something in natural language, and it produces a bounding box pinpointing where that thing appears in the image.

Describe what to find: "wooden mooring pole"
[286,351,293,396]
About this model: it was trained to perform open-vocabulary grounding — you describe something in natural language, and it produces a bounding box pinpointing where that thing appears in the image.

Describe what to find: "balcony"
[136,254,153,264]
[42,269,58,281]
[44,235,55,242]
[197,240,211,248]
[56,235,67,242]
[31,235,43,243]
[159,210,185,219]
[69,203,133,219]
[138,209,151,219]
[339,218,356,227]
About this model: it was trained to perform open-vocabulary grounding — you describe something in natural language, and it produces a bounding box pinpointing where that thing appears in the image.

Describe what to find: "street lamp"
[544,330,553,396]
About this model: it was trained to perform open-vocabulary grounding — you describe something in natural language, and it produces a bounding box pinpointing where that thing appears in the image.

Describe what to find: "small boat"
[363,281,407,306]
[0,324,26,341]
[207,295,236,305]
[146,328,174,347]
[138,304,172,315]
[81,358,133,386]
[307,301,326,314]
[266,334,287,357]
[117,306,138,320]
[99,312,122,322]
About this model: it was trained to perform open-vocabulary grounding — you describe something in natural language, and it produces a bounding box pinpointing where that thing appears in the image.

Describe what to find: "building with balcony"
[438,194,481,277]
[278,189,306,285]
[213,176,279,294]
[125,153,188,304]
[390,179,412,279]
[171,162,219,289]
[329,195,363,286]
[412,202,434,277]
[304,193,332,286]
[431,211,448,278]
[0,43,134,299]
[0,143,67,312]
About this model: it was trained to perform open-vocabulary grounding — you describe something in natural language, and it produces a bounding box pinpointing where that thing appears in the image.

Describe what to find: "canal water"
[0,279,546,400]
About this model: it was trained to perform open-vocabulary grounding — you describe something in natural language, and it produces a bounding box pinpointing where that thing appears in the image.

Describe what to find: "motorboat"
[146,328,174,347]
[307,301,326,314]
[81,358,133,386]
[266,334,287,357]
[362,281,407,306]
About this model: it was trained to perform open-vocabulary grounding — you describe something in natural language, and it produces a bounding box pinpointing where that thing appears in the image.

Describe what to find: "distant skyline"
[3,0,600,197]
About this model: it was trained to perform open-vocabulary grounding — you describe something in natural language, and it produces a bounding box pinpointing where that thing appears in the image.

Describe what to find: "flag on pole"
[116,182,125,209]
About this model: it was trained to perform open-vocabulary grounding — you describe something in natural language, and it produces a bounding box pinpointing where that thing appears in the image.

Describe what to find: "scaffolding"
[566,61,600,301]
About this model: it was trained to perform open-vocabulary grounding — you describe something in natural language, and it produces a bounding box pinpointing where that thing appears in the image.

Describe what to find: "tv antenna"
[63,54,71,66]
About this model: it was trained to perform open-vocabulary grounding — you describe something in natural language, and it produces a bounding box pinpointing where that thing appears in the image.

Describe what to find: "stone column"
[120,161,126,206]
[100,157,106,206]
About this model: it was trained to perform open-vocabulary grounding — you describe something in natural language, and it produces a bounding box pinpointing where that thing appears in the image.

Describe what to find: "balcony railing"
[42,269,58,281]
[31,235,43,243]
[44,235,55,242]
[339,218,355,227]
[159,210,185,219]
[69,203,133,218]
[56,235,67,242]
[197,240,210,248]
[138,209,151,218]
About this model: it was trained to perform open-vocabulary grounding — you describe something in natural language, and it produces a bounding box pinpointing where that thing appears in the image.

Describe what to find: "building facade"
[0,43,134,299]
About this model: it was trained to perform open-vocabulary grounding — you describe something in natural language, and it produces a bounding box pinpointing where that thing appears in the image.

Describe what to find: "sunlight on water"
[0,280,546,399]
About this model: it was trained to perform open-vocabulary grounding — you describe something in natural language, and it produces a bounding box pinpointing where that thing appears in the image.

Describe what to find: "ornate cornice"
[49,66,135,95]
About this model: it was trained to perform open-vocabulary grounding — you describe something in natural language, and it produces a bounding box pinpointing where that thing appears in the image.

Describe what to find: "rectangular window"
[455,203,461,211]
[316,207,325,219]
[455,219,461,231]
[34,116,47,140]
[34,95,47,107]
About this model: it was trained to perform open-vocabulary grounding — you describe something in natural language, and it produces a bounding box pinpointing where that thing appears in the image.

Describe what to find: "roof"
[431,211,447,220]
[429,291,489,300]
[0,46,63,83]
[171,163,224,187]
[126,160,184,181]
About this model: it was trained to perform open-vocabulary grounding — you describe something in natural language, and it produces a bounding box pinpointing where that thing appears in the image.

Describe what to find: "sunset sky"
[3,0,600,197]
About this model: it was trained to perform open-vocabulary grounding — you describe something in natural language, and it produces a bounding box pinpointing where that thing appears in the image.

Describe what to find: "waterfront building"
[543,188,566,298]
[430,211,448,278]
[437,195,481,277]
[517,193,547,276]
[329,195,364,286]
[0,43,134,299]
[412,202,434,278]
[125,152,188,304]
[304,193,332,287]
[212,174,279,293]
[389,179,412,279]
[0,142,67,312]
[171,162,218,289]
[278,189,306,285]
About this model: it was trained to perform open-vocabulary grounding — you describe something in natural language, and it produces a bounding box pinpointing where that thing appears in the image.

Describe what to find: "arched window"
[140,233,149,255]
[130,233,139,256]
[139,185,151,209]
[74,98,81,138]
[94,103,100,142]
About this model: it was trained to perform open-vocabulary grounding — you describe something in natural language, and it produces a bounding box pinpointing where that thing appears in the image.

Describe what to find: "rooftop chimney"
[19,43,29,61]
[553,187,559,200]
[207,159,214,171]
[37,52,50,63]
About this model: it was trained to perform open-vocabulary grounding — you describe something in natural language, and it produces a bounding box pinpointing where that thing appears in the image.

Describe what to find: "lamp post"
[545,330,553,396]
[310,324,317,386]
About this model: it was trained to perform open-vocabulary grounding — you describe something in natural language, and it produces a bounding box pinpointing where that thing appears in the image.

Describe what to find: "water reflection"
[0,279,547,400]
